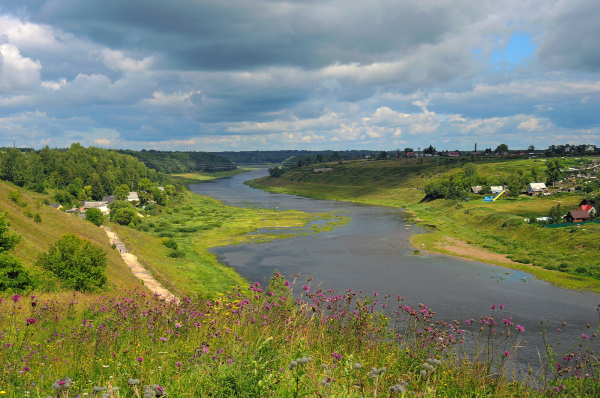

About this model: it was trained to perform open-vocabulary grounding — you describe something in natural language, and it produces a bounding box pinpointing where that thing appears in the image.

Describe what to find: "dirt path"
[101,226,178,302]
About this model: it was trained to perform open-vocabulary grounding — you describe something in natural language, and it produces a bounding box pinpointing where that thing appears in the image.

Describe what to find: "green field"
[248,157,600,292]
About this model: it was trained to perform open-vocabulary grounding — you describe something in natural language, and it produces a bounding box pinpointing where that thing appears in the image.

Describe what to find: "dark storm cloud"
[27,0,476,70]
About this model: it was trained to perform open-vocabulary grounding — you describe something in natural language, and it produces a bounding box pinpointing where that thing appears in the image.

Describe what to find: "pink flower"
[137,357,143,363]
[491,305,496,310]
[175,323,182,328]
[504,351,510,357]
[582,334,590,339]
[176,362,182,368]
[25,318,36,326]
[285,281,290,287]
[500,304,505,309]
[516,325,525,333]
[303,285,309,292]
[11,294,21,303]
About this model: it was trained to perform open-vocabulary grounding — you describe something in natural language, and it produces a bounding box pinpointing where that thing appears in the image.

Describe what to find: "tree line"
[0,143,165,206]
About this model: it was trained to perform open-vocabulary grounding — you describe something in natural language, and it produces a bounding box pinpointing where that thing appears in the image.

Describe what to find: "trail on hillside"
[101,226,178,302]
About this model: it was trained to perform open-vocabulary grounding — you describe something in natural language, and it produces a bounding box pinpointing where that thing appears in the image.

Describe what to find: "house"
[102,195,116,205]
[126,192,139,202]
[48,203,63,210]
[448,151,461,157]
[471,186,483,194]
[80,201,109,215]
[566,210,591,223]
[527,183,547,195]
[490,186,504,194]
[313,168,333,173]
[579,198,596,208]
[579,204,597,215]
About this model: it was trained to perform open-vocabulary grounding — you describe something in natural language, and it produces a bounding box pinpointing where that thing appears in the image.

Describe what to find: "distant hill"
[214,150,383,165]
[0,180,142,290]
[118,150,237,173]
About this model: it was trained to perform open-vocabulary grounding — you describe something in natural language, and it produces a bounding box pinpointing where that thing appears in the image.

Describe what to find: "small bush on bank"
[167,249,185,258]
[85,207,103,226]
[162,238,178,250]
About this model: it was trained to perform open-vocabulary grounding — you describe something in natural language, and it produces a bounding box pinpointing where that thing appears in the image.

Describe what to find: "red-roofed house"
[579,204,597,215]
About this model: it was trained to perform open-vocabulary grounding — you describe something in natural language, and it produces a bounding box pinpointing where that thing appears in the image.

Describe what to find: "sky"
[0,0,599,151]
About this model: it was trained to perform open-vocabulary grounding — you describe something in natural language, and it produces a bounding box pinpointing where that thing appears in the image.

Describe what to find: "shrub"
[148,222,156,228]
[8,190,21,203]
[159,231,174,238]
[0,212,34,292]
[137,224,150,232]
[33,213,42,223]
[113,207,141,226]
[35,234,108,292]
[85,207,103,226]
[177,226,199,233]
[163,238,178,250]
[574,266,588,275]
[168,249,185,258]
[111,243,117,249]
[558,263,569,272]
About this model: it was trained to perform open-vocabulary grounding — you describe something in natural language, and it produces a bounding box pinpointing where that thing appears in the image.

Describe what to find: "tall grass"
[1,274,597,397]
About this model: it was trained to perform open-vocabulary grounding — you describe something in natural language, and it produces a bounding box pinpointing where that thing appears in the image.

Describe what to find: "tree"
[548,204,565,224]
[379,151,387,159]
[113,207,141,226]
[332,151,340,161]
[36,234,107,292]
[507,178,522,198]
[495,144,509,154]
[91,173,103,200]
[463,163,477,177]
[0,212,34,292]
[268,167,285,178]
[531,167,539,182]
[315,154,323,163]
[151,187,167,206]
[546,158,564,186]
[528,145,535,152]
[137,178,153,204]
[423,145,436,155]
[114,184,130,201]
[85,207,103,226]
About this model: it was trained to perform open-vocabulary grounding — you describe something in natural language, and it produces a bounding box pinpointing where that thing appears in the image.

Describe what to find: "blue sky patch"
[489,32,538,65]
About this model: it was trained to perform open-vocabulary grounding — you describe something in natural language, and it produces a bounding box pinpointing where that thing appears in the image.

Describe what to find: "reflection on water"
[190,169,599,367]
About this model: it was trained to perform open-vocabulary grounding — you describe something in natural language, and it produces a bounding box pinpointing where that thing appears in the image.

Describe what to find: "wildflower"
[500,304,505,309]
[23,366,31,372]
[420,370,427,376]
[303,285,309,292]
[137,357,144,363]
[389,384,405,394]
[128,379,140,385]
[25,318,36,326]
[176,362,182,368]
[175,323,181,328]
[354,363,362,370]
[504,351,510,357]
[582,334,590,339]
[285,281,290,287]
[12,294,21,303]
[491,305,496,310]
[516,325,525,333]
[52,377,73,391]
[151,384,167,397]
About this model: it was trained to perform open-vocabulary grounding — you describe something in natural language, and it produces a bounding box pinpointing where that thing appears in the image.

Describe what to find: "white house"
[527,183,547,194]
[490,186,504,194]
[80,201,109,215]
[126,192,139,202]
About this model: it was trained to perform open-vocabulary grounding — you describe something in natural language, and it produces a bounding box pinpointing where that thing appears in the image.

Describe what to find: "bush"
[158,231,174,238]
[168,249,185,258]
[177,226,199,233]
[137,224,150,232]
[33,213,42,223]
[163,238,178,250]
[113,207,141,226]
[558,263,569,272]
[7,190,21,203]
[0,212,34,292]
[148,222,156,228]
[85,207,103,226]
[35,234,108,292]
[112,243,117,249]
[574,266,588,275]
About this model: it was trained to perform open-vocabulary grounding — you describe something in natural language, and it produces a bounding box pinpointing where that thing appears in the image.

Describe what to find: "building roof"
[448,151,460,156]
[580,205,594,212]
[528,182,547,190]
[127,192,139,201]
[471,186,482,193]
[102,195,116,204]
[49,203,62,209]
[567,210,591,220]
[580,198,596,207]
[490,186,504,192]
[81,201,107,208]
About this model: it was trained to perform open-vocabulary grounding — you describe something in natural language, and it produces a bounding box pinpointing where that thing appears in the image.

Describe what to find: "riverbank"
[247,159,600,293]
[110,172,349,298]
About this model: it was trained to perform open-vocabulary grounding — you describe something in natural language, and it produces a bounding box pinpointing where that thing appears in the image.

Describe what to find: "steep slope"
[0,180,142,290]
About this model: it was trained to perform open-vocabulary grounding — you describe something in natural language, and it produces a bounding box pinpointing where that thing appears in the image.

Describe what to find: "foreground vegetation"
[1,274,597,397]
[249,157,600,292]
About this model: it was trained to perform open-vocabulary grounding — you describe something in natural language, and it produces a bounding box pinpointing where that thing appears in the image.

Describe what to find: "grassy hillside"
[0,180,142,290]
[248,158,600,292]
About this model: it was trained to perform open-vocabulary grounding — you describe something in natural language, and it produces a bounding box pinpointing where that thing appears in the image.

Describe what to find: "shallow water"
[190,169,599,368]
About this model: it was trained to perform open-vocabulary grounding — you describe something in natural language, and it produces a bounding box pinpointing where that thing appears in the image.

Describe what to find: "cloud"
[0,44,42,92]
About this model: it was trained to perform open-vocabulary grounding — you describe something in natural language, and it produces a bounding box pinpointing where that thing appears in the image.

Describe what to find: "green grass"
[0,180,142,291]
[248,158,600,292]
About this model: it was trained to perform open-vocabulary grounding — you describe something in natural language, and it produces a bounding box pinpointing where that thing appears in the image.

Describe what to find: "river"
[190,169,599,368]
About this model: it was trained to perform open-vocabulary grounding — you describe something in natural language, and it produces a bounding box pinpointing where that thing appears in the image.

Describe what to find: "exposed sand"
[101,226,178,302]
[437,237,519,265]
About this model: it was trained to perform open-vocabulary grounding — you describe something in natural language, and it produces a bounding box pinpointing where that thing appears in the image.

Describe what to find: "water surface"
[190,169,599,367]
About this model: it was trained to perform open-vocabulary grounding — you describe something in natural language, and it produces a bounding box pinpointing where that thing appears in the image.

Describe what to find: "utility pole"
[13,137,15,148]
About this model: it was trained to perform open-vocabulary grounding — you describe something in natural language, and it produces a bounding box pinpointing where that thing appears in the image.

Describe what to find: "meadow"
[1,273,597,397]
[248,157,600,292]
